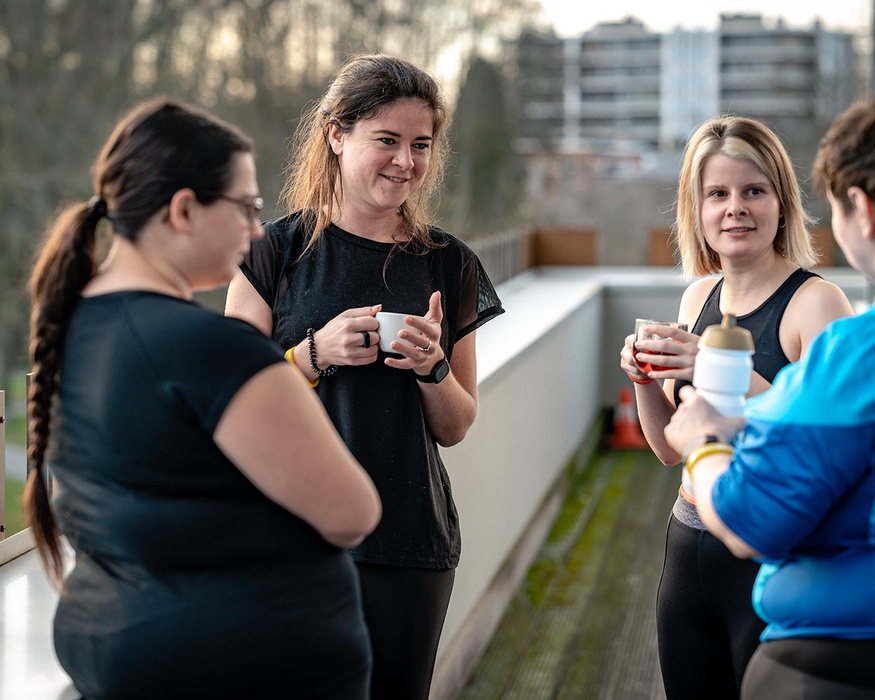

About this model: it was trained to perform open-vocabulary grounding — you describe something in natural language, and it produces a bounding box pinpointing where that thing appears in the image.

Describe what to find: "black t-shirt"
[240,212,504,568]
[51,291,370,697]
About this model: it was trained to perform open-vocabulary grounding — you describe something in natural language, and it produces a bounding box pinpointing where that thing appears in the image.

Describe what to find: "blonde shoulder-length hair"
[675,115,817,278]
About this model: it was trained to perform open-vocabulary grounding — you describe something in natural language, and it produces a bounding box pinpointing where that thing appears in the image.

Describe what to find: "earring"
[778,216,786,229]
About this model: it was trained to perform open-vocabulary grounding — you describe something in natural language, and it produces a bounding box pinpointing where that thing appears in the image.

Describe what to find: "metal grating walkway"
[458,447,677,699]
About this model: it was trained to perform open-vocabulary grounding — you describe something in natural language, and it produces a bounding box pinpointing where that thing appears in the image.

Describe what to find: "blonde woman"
[619,116,853,699]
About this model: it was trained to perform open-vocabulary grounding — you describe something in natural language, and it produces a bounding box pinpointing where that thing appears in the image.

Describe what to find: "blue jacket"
[713,309,875,641]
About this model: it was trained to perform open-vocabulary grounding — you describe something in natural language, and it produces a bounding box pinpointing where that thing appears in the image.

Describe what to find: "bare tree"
[441,55,524,238]
[0,0,539,381]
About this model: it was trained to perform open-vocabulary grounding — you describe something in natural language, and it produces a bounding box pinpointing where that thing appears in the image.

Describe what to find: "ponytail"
[26,199,102,588]
[23,97,252,588]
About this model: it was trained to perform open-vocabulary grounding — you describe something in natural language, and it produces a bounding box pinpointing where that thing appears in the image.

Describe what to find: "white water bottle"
[684,313,754,495]
[692,313,754,417]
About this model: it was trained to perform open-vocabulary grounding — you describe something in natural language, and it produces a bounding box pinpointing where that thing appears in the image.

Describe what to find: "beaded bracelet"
[284,346,320,388]
[685,442,734,480]
[306,327,338,378]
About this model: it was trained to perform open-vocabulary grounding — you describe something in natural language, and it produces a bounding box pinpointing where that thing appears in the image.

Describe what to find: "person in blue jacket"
[665,97,875,699]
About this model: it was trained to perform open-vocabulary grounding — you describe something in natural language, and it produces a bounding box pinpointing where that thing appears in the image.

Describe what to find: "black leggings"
[742,638,875,699]
[355,562,455,700]
[657,514,766,700]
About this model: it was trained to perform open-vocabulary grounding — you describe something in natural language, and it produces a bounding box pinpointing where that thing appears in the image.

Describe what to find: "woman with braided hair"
[26,96,380,698]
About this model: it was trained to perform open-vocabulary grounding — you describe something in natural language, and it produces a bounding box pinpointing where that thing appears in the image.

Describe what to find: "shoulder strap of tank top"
[691,277,725,335]
[741,268,821,384]
[760,268,821,311]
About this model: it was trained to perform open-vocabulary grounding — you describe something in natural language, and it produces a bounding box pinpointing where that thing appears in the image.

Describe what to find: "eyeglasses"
[217,194,264,222]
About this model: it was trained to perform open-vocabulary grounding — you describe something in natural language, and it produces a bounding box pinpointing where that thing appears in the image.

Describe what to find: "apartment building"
[512,13,859,263]
[515,13,858,158]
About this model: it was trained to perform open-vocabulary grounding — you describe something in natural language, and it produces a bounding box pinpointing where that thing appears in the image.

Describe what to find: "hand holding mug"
[382,291,445,374]
[312,305,381,367]
[633,319,695,379]
[620,331,652,383]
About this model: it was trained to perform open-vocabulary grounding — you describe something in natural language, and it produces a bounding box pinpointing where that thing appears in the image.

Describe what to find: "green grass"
[5,414,27,446]
[2,371,28,446]
[4,477,26,536]
[3,371,29,535]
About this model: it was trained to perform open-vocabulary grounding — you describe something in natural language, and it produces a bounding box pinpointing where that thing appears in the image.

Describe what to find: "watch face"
[433,359,450,383]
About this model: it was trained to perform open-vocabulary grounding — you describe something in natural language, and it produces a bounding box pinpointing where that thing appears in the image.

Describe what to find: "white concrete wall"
[1,265,866,700]
[435,271,603,686]
[430,265,867,698]
[430,267,686,698]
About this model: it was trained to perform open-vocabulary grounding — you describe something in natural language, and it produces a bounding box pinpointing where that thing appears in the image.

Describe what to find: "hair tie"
[86,195,108,221]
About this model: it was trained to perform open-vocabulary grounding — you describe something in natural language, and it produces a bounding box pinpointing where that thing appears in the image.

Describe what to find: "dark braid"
[24,96,253,589]
[26,203,100,586]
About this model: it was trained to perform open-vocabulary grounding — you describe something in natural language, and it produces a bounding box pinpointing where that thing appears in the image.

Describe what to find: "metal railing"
[470,228,529,286]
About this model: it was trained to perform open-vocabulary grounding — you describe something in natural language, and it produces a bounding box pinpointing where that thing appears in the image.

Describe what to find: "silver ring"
[361,331,370,349]
[422,340,432,352]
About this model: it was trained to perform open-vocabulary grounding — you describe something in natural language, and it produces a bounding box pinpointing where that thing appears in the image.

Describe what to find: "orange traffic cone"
[609,386,650,450]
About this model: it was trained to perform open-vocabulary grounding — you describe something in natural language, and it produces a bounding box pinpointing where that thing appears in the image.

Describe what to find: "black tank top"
[673,268,820,406]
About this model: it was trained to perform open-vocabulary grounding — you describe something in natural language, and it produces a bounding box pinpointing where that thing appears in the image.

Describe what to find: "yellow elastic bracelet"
[685,442,733,479]
[284,346,319,388]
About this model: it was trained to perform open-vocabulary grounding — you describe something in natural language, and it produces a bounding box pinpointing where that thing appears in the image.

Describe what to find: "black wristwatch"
[415,358,450,384]
[682,434,724,458]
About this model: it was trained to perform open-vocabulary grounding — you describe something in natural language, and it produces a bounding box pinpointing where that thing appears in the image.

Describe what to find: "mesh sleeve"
[456,247,504,341]
[239,220,284,307]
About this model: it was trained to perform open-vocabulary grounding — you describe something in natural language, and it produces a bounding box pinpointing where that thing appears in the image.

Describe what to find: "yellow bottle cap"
[699,313,754,351]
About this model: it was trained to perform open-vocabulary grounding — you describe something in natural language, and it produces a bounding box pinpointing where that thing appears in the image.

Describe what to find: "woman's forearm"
[635,381,682,465]
[689,453,761,559]
[419,374,477,447]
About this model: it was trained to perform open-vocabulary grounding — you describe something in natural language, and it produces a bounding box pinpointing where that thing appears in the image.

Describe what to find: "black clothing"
[51,292,371,699]
[742,639,875,699]
[356,563,456,700]
[659,268,818,700]
[673,268,820,405]
[240,212,504,569]
[658,516,765,699]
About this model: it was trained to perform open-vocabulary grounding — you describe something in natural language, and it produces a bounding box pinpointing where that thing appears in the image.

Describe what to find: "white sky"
[537,0,872,36]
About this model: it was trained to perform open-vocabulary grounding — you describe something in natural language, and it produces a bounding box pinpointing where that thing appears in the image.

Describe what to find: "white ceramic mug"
[375,311,418,353]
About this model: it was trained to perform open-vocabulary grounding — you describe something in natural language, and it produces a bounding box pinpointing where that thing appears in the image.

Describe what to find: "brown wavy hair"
[27,97,252,587]
[812,97,875,212]
[280,54,450,255]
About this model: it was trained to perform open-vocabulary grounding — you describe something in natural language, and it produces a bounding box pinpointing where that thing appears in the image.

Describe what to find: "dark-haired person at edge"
[665,97,875,699]
[225,54,504,699]
[619,115,853,699]
[25,96,381,699]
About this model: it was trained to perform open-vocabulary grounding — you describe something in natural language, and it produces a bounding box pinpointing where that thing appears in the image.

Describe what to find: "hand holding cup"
[375,312,419,353]
[379,291,445,375]
[634,319,689,374]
